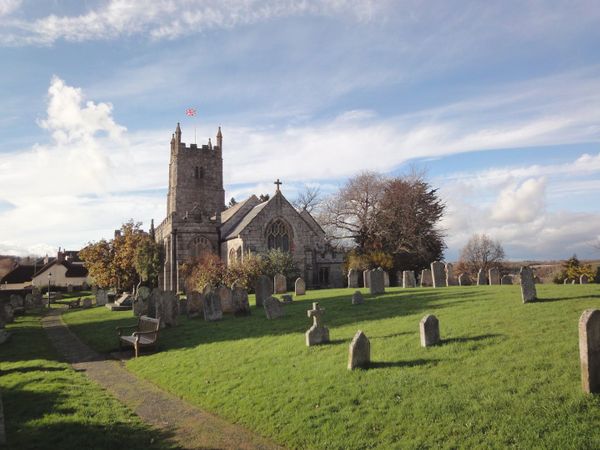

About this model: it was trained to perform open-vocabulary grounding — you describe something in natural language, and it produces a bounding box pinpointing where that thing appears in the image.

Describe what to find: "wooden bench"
[116,315,161,358]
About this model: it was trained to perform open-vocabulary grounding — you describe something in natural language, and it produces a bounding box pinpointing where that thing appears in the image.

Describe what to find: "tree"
[458,234,505,276]
[293,184,322,213]
[80,239,113,288]
[134,235,162,288]
[259,194,270,202]
[227,197,238,208]
[555,254,595,283]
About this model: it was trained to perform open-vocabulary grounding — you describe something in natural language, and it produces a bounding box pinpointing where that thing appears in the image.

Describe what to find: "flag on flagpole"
[185,108,197,117]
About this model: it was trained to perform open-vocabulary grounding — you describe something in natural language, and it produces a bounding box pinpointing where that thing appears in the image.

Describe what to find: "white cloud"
[491,178,546,223]
[0,0,20,17]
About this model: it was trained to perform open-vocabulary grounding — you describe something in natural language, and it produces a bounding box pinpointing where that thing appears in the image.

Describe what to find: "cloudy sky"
[1,0,599,261]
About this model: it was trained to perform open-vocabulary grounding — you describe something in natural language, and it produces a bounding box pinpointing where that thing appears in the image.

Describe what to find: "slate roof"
[33,260,88,278]
[0,265,36,284]
[221,197,254,224]
[222,201,269,240]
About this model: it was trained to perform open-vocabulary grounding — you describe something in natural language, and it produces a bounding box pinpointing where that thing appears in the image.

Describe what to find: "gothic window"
[266,218,291,252]
[319,266,330,286]
[236,247,242,261]
[190,236,213,259]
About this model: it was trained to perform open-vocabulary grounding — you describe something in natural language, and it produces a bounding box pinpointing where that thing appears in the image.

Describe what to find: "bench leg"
[134,343,139,358]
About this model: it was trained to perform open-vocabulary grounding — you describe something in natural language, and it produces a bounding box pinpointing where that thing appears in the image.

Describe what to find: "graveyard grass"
[63,285,600,449]
[0,312,179,450]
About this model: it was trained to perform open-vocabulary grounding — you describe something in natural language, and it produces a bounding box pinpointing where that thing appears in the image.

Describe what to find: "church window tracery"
[266,218,291,252]
[190,236,213,259]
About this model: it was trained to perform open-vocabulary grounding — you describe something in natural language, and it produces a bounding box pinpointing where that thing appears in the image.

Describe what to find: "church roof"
[221,196,257,224]
[222,200,269,240]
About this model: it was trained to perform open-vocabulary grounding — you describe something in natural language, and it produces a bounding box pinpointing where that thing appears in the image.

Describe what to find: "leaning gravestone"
[203,289,223,321]
[458,273,472,286]
[501,275,513,285]
[348,330,370,370]
[217,285,234,313]
[363,270,371,288]
[255,275,272,307]
[231,281,251,316]
[295,278,306,296]
[431,262,445,288]
[403,270,416,288]
[579,309,600,393]
[133,286,151,317]
[274,273,287,294]
[0,391,5,445]
[264,296,285,320]
[420,269,433,287]
[187,291,204,318]
[306,302,330,346]
[348,269,359,288]
[477,269,488,286]
[488,268,501,285]
[520,266,537,303]
[581,275,589,285]
[445,263,456,286]
[95,289,108,306]
[420,315,440,347]
[352,291,364,305]
[370,268,385,295]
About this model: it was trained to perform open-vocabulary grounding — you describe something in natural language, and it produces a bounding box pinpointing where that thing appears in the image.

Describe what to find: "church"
[155,123,344,292]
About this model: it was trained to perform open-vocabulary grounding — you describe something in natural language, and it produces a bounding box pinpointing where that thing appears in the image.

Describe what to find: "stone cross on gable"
[274,179,282,192]
[307,302,325,327]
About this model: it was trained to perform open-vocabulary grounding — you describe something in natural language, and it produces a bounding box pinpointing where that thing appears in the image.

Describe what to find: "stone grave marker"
[420,315,440,347]
[133,286,151,317]
[295,277,306,296]
[348,330,370,370]
[501,275,513,285]
[95,288,108,306]
[402,270,416,288]
[420,269,433,287]
[520,266,537,303]
[445,263,456,286]
[352,291,364,305]
[2,303,14,324]
[370,268,385,295]
[431,262,445,288]
[82,298,92,308]
[231,281,251,316]
[163,291,180,326]
[67,284,74,293]
[306,302,330,346]
[264,296,285,320]
[203,289,223,321]
[348,269,359,288]
[24,293,34,309]
[458,273,472,286]
[147,288,161,319]
[488,268,500,285]
[255,275,272,307]
[383,271,390,288]
[274,273,287,294]
[32,287,43,307]
[187,291,204,318]
[363,270,371,288]
[217,285,234,313]
[579,309,600,393]
[581,275,589,285]
[477,269,488,286]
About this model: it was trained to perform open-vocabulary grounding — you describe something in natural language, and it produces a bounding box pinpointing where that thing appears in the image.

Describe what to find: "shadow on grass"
[442,334,504,345]
[534,295,600,303]
[370,358,438,369]
[0,366,66,375]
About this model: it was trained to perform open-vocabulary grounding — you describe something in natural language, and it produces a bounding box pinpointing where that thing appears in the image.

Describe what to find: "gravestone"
[402,270,416,288]
[420,315,440,347]
[264,296,285,320]
[24,293,34,309]
[348,330,370,370]
[32,287,43,307]
[295,278,306,296]
[10,295,24,313]
[133,286,151,317]
[458,273,472,286]
[147,288,161,318]
[187,291,204,318]
[420,269,433,287]
[217,285,234,313]
[352,291,364,305]
[369,268,385,295]
[431,262,445,288]
[488,268,500,285]
[572,280,577,285]
[564,279,569,285]
[581,275,589,285]
[82,298,92,308]
[274,273,287,294]
[306,302,330,346]
[231,281,250,316]
[203,289,223,321]
[520,266,537,303]
[2,303,14,324]
[501,275,513,285]
[255,275,272,307]
[163,291,180,326]
[281,294,293,303]
[363,270,370,288]
[477,269,488,286]
[383,271,390,288]
[0,391,5,445]
[67,284,74,293]
[348,269,359,288]
[445,263,456,286]
[579,309,600,393]
[95,289,108,306]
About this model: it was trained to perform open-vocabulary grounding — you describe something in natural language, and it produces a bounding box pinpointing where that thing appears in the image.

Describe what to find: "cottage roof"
[0,264,36,284]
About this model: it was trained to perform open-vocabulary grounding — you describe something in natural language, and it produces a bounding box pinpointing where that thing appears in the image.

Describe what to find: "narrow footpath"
[42,309,282,450]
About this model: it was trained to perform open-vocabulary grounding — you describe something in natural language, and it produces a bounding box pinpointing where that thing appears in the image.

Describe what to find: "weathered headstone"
[431,262,445,288]
[32,287,43,307]
[82,298,92,308]
[581,275,589,285]
[147,288,161,318]
[477,269,488,286]
[348,269,359,288]
[187,291,204,318]
[24,293,34,309]
[255,275,272,307]
[352,290,364,305]
[363,270,370,288]
[163,291,180,326]
[564,279,569,285]
[420,269,433,287]
[458,273,472,286]
[2,303,14,324]
[306,302,329,346]
[579,309,600,393]
[370,268,385,295]
[217,285,234,313]
[203,289,223,321]
[67,284,74,293]
[133,286,151,317]
[500,275,513,285]
[383,271,390,288]
[445,263,456,286]
[274,273,287,294]
[572,279,578,285]
[420,315,440,347]
[264,296,285,320]
[231,281,250,316]
[348,330,370,370]
[10,295,24,313]
[488,268,500,285]
[95,288,108,306]
[520,266,537,303]
[295,277,306,296]
[402,270,416,288]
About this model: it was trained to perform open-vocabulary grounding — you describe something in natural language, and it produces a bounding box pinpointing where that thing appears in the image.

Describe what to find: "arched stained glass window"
[266,219,291,252]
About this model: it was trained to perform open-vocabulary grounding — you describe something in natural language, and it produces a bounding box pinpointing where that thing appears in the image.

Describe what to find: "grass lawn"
[63,285,600,449]
[0,312,179,450]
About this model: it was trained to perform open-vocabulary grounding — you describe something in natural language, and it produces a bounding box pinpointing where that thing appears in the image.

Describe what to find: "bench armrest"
[116,324,138,336]
[132,330,159,337]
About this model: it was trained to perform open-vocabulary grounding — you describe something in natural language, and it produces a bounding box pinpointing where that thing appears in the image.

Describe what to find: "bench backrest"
[138,315,160,340]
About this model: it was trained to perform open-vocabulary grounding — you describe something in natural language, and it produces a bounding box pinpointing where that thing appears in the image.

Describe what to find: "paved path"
[42,309,282,450]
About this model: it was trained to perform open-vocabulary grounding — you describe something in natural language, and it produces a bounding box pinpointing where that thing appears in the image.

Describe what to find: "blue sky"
[1,0,600,261]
